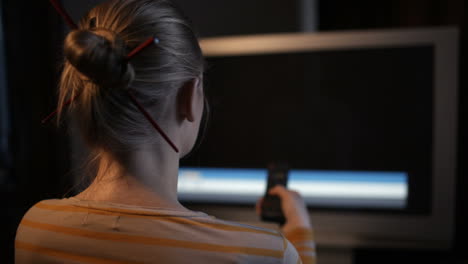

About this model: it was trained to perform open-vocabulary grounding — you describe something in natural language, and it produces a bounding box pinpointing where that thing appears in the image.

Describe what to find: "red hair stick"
[127,90,179,153]
[126,37,159,60]
[49,0,78,29]
[45,1,179,152]
[41,92,81,124]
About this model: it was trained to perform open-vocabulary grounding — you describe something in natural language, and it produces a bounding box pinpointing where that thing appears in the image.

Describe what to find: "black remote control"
[261,163,289,225]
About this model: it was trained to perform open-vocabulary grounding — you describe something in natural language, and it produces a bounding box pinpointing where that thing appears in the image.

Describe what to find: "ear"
[178,78,201,122]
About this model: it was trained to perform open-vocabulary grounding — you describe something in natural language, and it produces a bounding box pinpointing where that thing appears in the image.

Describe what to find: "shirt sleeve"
[283,227,316,264]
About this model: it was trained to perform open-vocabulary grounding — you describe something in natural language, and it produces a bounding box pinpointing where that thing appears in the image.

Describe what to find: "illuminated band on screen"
[178,168,408,209]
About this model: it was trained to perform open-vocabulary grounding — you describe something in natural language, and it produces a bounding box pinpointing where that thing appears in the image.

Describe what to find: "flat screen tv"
[179,27,458,249]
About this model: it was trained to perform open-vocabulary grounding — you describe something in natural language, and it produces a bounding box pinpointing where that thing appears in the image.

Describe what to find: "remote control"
[261,163,289,225]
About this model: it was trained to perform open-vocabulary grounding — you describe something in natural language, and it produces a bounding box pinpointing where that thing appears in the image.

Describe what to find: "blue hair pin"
[126,37,160,60]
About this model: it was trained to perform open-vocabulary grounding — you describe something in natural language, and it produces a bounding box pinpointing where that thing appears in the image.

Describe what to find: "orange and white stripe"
[15,198,315,263]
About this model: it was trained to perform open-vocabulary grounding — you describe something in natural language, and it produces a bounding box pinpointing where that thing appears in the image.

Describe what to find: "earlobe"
[178,78,199,122]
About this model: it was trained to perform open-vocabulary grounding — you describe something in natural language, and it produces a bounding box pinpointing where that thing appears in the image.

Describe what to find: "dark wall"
[172,0,301,37]
[0,0,72,262]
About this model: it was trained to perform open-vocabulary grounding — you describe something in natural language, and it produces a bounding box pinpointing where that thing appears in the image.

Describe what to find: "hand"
[256,185,312,234]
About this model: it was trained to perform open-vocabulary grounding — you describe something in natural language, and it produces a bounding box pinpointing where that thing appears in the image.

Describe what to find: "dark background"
[1,0,466,263]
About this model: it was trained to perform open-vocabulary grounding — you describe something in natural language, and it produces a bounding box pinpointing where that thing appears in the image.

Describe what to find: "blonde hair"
[58,0,204,154]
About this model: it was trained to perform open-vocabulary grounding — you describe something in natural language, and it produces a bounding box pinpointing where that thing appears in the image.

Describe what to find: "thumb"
[268,185,289,199]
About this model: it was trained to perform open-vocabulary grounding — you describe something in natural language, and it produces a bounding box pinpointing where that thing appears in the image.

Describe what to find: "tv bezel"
[187,27,458,249]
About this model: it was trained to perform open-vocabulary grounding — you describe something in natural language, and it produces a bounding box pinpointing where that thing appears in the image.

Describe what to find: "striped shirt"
[15,198,316,263]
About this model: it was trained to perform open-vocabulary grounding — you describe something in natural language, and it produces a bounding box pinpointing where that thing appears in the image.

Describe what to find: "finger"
[290,190,301,198]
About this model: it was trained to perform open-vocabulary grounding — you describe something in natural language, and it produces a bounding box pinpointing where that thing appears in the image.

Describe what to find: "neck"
[75,145,187,211]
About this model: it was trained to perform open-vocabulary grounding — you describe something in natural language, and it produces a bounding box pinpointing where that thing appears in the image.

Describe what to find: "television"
[179,27,458,250]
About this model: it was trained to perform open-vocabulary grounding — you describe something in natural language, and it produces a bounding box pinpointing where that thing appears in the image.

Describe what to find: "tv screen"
[180,40,433,214]
[175,30,457,250]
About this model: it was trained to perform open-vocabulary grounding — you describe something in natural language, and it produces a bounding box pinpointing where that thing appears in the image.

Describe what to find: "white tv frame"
[192,27,458,249]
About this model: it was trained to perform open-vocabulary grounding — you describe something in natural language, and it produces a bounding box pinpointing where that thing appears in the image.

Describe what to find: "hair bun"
[64,29,134,89]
